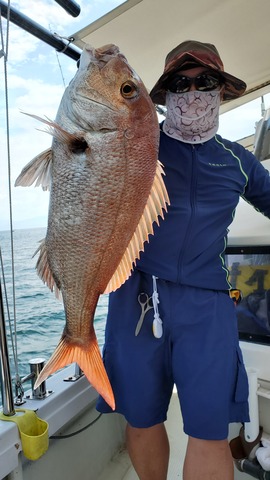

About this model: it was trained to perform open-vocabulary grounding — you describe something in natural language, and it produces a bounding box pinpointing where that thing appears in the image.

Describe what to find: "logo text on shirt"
[208,163,227,167]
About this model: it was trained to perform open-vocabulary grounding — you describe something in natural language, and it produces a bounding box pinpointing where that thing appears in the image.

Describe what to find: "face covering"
[163,90,221,144]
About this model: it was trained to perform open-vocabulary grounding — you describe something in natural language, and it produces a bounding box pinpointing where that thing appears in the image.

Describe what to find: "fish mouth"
[78,44,124,72]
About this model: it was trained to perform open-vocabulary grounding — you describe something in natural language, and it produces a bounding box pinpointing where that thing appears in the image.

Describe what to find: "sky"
[1,0,270,231]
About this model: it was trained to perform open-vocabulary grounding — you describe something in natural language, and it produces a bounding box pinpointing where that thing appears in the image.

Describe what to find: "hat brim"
[150,53,246,105]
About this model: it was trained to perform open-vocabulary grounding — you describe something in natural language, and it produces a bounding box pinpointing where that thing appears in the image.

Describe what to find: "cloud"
[1,118,52,230]
[1,73,68,136]
[4,27,40,64]
[10,0,120,40]
[0,73,67,230]
[12,0,91,30]
[2,0,118,69]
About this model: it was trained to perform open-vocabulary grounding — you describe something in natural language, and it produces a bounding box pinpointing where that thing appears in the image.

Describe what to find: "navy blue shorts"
[96,269,249,440]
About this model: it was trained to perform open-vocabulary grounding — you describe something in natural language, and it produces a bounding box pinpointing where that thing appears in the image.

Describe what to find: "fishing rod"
[0,0,81,61]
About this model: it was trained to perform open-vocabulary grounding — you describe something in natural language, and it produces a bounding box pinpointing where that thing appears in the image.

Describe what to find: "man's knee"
[186,435,232,461]
[126,422,166,439]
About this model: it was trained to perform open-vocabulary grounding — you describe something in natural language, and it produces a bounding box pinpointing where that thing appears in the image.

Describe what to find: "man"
[97,40,270,479]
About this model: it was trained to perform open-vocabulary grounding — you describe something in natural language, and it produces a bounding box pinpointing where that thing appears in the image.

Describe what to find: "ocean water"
[0,227,108,396]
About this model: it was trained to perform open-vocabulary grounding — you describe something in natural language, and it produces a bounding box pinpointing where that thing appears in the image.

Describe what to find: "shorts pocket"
[234,347,249,403]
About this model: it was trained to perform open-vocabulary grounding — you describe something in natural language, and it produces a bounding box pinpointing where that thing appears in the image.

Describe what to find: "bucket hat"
[150,40,246,105]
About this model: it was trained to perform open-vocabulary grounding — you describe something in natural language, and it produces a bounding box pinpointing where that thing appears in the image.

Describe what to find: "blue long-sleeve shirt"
[136,129,270,290]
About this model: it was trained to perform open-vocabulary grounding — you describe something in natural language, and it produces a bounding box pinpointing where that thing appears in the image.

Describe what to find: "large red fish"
[15,44,169,409]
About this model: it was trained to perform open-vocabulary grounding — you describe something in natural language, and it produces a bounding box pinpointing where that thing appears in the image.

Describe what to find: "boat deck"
[97,388,187,480]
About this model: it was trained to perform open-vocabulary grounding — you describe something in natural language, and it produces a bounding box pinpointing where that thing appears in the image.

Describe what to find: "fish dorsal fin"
[104,161,169,293]
[15,148,52,191]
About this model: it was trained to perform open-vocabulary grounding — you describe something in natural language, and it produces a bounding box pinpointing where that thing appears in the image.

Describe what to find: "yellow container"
[0,409,49,460]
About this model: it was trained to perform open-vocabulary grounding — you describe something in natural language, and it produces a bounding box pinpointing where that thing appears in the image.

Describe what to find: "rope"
[152,276,163,338]
[52,31,72,54]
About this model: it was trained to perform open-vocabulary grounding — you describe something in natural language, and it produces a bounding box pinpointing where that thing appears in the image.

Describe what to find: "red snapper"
[15,44,169,410]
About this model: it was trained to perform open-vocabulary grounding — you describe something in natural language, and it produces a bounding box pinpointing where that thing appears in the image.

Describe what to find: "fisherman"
[97,40,270,479]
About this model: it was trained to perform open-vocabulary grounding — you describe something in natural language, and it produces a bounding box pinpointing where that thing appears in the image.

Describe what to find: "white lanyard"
[152,275,163,338]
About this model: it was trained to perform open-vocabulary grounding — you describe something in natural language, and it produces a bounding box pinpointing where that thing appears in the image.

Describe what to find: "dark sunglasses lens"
[166,73,221,93]
[195,74,220,91]
[167,75,191,93]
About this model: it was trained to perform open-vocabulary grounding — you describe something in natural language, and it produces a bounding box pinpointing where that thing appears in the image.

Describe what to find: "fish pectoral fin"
[21,112,88,151]
[104,160,170,293]
[35,239,62,299]
[15,147,52,191]
[34,335,115,410]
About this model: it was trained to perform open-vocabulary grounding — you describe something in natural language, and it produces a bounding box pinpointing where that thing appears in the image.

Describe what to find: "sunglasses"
[166,73,222,93]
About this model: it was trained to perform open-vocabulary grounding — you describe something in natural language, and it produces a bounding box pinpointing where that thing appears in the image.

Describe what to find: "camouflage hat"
[150,40,246,105]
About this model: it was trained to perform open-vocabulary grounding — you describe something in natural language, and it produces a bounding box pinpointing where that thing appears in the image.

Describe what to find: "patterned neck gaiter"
[163,90,220,144]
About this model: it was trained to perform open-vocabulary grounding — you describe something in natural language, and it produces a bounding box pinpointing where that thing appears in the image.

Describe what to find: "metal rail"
[54,0,81,17]
[0,279,15,416]
[0,0,81,61]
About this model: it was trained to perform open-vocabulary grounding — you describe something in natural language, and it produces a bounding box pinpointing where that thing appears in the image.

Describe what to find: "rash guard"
[136,129,270,290]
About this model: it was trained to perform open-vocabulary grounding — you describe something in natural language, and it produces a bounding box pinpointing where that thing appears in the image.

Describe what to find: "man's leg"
[126,423,170,480]
[183,436,234,480]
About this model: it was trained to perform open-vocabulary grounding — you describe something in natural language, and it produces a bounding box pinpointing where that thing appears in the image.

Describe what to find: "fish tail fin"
[34,336,115,410]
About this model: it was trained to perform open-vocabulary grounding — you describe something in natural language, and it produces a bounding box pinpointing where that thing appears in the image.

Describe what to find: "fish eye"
[120,81,138,98]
